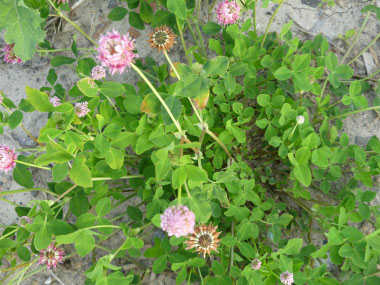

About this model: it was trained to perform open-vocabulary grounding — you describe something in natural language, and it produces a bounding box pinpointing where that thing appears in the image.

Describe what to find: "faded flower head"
[3,44,23,64]
[216,0,240,26]
[148,26,176,52]
[296,115,305,125]
[91,65,106,80]
[19,216,32,227]
[38,243,64,269]
[49,96,61,107]
[75,102,90,118]
[97,29,137,75]
[185,224,221,256]
[160,205,195,237]
[280,271,294,285]
[0,145,17,172]
[251,258,262,270]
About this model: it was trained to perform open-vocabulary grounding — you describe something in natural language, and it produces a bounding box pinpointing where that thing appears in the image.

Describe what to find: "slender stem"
[186,20,199,47]
[205,129,232,159]
[0,229,17,240]
[0,188,58,197]
[104,95,120,117]
[192,17,207,57]
[131,63,185,135]
[184,182,192,197]
[51,14,97,46]
[230,220,235,270]
[87,225,120,230]
[261,0,284,48]
[54,184,78,202]
[328,106,380,121]
[91,175,143,181]
[0,197,19,207]
[178,185,182,205]
[253,0,257,34]
[14,160,50,170]
[348,30,380,65]
[163,50,180,79]
[176,19,192,66]
[357,68,380,81]
[37,48,95,53]
[340,0,376,64]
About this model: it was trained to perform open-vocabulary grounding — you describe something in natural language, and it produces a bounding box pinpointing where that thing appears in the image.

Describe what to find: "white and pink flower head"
[91,65,106,80]
[38,243,64,269]
[160,205,195,238]
[251,258,262,270]
[0,145,17,172]
[0,94,3,105]
[3,44,23,64]
[216,0,240,26]
[280,271,294,285]
[97,29,138,75]
[49,96,61,107]
[75,102,90,118]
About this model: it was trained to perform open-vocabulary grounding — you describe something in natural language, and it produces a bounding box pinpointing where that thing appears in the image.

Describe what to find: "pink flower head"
[91,65,106,80]
[75,102,90,118]
[97,29,138,75]
[216,0,240,26]
[3,44,23,64]
[251,258,262,270]
[38,243,64,269]
[49,96,61,107]
[19,216,32,227]
[0,94,3,104]
[280,271,294,285]
[160,205,195,237]
[0,145,17,172]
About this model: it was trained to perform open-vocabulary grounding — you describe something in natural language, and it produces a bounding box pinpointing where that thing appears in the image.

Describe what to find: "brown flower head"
[185,224,221,256]
[148,26,176,51]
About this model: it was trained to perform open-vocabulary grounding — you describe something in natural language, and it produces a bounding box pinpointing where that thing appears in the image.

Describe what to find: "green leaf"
[34,224,52,251]
[239,242,256,258]
[25,86,53,112]
[172,166,187,189]
[232,38,247,59]
[153,255,167,274]
[167,0,187,20]
[8,110,23,129]
[70,190,89,217]
[107,7,128,21]
[282,238,303,255]
[189,197,212,223]
[69,156,93,187]
[17,245,31,262]
[274,67,292,80]
[75,230,95,257]
[105,147,124,169]
[47,220,73,236]
[0,238,16,250]
[202,56,229,77]
[96,197,112,217]
[94,134,111,157]
[174,73,208,98]
[140,1,153,23]
[0,0,46,61]
[52,163,69,183]
[257,94,270,107]
[13,168,34,188]
[202,22,222,35]
[293,54,311,72]
[293,164,311,186]
[349,81,361,96]
[77,78,99,98]
[129,11,145,30]
[161,96,183,125]
[100,81,125,98]
[50,56,76,67]
[154,149,170,181]
[152,11,174,27]
[185,165,208,183]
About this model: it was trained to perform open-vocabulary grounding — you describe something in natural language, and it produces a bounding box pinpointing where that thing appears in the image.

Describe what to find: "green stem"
[328,106,380,121]
[340,0,376,64]
[0,188,58,197]
[0,197,19,207]
[186,20,199,47]
[205,129,232,159]
[348,30,380,65]
[14,160,50,170]
[37,48,95,53]
[0,229,17,240]
[253,0,257,33]
[104,95,120,117]
[357,68,380,81]
[261,0,284,48]
[176,19,192,66]
[131,63,185,135]
[87,225,120,230]
[164,50,180,79]
[178,185,182,205]
[51,14,97,46]
[91,175,143,181]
